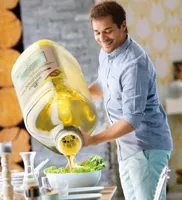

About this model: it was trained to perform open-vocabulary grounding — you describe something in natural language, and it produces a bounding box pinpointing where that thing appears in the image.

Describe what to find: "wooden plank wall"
[0,0,31,171]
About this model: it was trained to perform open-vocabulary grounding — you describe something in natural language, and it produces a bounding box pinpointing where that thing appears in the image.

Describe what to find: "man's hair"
[89,1,127,31]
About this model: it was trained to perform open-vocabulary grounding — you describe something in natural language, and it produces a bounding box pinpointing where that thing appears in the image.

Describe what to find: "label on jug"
[13,46,62,110]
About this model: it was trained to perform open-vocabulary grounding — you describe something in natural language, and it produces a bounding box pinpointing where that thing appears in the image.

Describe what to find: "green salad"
[43,155,105,174]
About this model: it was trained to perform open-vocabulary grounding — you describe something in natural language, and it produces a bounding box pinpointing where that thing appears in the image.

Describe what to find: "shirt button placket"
[106,57,113,124]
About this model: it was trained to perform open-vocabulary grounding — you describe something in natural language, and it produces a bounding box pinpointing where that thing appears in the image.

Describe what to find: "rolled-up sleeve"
[95,77,102,90]
[121,63,149,129]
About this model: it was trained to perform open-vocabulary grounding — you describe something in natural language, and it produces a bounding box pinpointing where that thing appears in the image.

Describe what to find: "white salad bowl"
[46,170,102,188]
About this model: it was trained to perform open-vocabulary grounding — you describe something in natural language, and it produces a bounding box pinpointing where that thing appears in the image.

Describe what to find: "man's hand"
[80,128,95,147]
[89,82,103,100]
[80,119,135,147]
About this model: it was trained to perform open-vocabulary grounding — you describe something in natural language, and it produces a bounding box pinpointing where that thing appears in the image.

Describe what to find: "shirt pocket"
[108,73,122,100]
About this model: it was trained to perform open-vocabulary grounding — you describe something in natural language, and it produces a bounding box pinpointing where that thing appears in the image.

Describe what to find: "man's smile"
[101,40,113,48]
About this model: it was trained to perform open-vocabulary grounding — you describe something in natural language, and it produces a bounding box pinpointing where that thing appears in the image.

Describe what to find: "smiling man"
[81,1,173,200]
[93,15,126,53]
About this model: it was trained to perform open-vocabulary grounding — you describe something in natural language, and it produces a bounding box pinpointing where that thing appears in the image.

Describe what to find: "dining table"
[99,186,117,200]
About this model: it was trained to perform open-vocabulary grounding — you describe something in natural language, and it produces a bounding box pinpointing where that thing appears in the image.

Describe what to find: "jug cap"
[55,126,83,155]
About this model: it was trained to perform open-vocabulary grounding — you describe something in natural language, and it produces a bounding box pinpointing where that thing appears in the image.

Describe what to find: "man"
[81,1,173,200]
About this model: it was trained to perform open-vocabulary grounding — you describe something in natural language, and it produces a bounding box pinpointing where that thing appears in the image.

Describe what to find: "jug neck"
[55,126,83,156]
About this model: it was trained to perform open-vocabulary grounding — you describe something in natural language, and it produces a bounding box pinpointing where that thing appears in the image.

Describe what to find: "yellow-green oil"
[35,68,96,158]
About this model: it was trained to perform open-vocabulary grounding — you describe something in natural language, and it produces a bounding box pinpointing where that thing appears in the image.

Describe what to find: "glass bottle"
[20,152,41,200]
[40,176,53,194]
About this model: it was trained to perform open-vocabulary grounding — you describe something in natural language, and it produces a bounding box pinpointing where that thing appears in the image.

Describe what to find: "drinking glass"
[54,179,68,196]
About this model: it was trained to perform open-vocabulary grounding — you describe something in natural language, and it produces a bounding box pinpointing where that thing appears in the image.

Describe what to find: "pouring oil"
[12,39,97,158]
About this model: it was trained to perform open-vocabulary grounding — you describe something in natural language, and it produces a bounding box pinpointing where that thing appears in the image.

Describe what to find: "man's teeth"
[103,41,112,45]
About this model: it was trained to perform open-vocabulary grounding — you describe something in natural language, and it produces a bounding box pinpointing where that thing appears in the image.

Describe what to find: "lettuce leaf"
[43,155,105,174]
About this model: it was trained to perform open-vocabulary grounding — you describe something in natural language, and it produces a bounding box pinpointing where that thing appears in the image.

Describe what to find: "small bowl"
[46,170,101,188]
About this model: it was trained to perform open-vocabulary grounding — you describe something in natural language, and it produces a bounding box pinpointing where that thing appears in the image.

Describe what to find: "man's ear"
[121,20,127,32]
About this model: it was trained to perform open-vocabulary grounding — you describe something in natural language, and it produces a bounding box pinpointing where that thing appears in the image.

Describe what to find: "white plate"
[0,172,24,178]
[59,193,102,200]
[0,184,22,188]
[68,186,104,194]
[0,178,23,182]
[0,181,23,186]
[0,179,23,183]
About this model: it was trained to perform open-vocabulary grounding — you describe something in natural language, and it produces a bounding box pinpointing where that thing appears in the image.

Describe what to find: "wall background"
[19,0,182,198]
[116,0,182,190]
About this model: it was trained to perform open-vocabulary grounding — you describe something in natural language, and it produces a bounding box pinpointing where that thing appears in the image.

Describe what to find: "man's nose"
[99,33,106,42]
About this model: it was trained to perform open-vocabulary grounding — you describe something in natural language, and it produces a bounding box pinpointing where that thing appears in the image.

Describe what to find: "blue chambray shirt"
[96,35,173,161]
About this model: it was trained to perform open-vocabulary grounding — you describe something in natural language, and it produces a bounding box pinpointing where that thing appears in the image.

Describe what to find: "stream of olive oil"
[66,155,76,171]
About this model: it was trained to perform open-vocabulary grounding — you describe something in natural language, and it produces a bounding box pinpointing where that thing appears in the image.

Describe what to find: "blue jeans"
[119,150,171,200]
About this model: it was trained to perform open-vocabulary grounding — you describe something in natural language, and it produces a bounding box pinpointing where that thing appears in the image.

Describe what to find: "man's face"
[92,15,127,53]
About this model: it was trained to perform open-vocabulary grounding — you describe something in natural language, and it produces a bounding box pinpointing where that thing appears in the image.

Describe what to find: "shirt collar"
[104,34,131,60]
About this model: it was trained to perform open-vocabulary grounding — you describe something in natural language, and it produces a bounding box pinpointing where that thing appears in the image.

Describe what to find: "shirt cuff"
[95,79,102,90]
[122,113,144,129]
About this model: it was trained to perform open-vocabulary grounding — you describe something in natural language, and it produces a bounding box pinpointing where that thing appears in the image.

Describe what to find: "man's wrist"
[90,135,97,146]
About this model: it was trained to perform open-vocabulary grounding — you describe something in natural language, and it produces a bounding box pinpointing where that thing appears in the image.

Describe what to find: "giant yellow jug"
[12,40,97,157]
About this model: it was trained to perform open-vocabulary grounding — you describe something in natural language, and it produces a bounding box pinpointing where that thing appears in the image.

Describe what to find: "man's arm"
[82,63,149,147]
[89,81,103,100]
[82,119,135,147]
